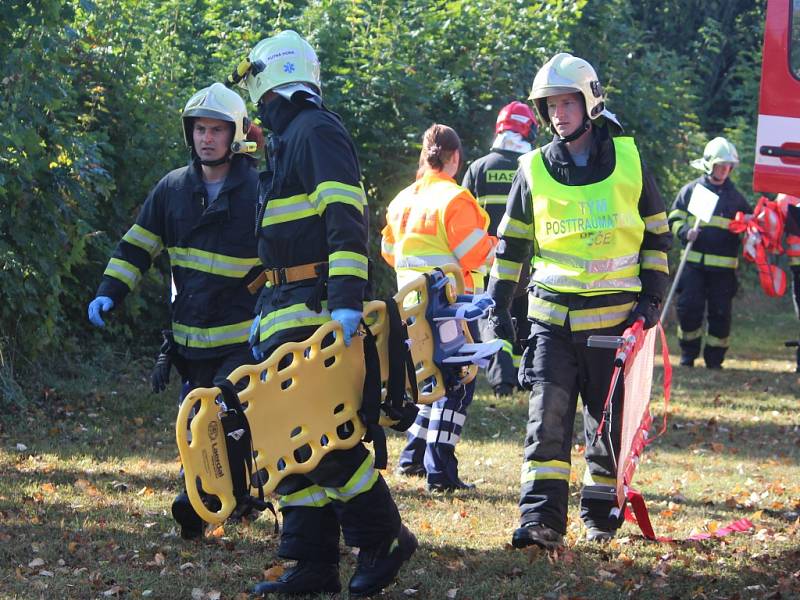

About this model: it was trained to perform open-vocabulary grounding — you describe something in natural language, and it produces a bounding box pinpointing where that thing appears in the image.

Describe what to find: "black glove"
[628,294,661,330]
[151,330,174,393]
[488,307,516,343]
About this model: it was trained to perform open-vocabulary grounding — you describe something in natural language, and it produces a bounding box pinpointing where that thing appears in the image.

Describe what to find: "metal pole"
[659,222,701,327]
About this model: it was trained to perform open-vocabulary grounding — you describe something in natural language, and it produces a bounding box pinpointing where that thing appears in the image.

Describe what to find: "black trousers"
[518,321,625,535]
[676,265,737,367]
[263,331,401,564]
[276,446,401,563]
[178,345,254,389]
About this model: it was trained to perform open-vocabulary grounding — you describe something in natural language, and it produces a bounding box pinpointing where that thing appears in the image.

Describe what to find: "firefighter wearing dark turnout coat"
[487,54,671,549]
[87,83,262,539]
[668,137,751,369]
[463,101,538,396]
[237,31,416,597]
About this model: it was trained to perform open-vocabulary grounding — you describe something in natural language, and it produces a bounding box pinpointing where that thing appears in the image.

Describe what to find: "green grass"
[1,286,799,599]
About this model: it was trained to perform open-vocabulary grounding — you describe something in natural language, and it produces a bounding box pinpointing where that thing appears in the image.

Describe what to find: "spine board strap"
[214,378,278,532]
[358,298,420,468]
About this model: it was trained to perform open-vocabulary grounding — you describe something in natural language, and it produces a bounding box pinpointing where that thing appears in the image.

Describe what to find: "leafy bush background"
[0,0,766,392]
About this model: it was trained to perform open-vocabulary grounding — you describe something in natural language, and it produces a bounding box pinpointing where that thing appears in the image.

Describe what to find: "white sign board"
[687,185,719,223]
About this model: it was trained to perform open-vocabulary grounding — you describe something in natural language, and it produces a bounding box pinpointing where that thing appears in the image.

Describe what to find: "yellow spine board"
[176,264,477,523]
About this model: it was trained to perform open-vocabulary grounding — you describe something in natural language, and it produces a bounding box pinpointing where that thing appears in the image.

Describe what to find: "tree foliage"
[0,0,767,369]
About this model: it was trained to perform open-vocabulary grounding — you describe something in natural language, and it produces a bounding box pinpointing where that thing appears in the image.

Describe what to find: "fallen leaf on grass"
[102,585,122,596]
[402,589,418,596]
[208,525,225,538]
[136,486,154,497]
[153,552,165,566]
[41,483,56,494]
[28,558,45,568]
[446,588,458,599]
[263,565,284,581]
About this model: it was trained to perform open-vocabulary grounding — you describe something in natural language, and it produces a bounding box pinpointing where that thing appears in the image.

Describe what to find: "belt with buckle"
[247,261,327,294]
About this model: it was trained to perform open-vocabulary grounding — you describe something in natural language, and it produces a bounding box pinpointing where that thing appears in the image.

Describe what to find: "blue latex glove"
[249,314,265,361]
[87,296,114,327]
[331,308,362,347]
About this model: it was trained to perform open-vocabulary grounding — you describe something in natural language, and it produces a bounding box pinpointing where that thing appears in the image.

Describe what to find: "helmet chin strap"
[556,116,591,143]
[199,155,230,167]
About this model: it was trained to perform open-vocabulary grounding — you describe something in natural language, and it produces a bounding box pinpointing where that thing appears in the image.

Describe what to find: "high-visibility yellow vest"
[520,137,645,294]
[386,175,485,293]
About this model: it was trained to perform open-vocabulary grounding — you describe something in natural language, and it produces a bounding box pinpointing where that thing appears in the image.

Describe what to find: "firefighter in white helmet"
[87,83,263,538]
[668,137,752,368]
[232,31,416,597]
[487,53,672,549]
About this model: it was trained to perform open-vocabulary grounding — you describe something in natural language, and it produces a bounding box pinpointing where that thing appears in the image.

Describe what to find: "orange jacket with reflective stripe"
[381,170,497,292]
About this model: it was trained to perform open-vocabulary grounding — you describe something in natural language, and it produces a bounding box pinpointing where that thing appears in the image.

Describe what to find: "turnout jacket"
[487,125,672,333]
[251,96,369,356]
[462,148,530,297]
[462,149,521,237]
[668,176,752,270]
[97,156,261,360]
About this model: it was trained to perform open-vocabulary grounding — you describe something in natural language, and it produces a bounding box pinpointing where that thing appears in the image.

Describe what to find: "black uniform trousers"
[676,265,736,367]
[178,345,254,391]
[264,331,401,565]
[518,320,625,535]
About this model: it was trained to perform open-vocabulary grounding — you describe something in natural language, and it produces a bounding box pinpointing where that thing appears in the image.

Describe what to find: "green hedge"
[0,0,764,373]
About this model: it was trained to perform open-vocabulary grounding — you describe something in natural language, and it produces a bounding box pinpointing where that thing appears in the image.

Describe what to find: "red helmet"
[495,101,538,139]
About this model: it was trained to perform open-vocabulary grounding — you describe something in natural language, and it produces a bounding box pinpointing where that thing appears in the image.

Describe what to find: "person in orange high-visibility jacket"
[381,123,497,492]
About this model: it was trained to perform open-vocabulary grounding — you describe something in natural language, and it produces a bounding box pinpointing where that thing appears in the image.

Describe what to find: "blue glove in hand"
[331,308,362,347]
[87,296,114,327]
[249,314,265,361]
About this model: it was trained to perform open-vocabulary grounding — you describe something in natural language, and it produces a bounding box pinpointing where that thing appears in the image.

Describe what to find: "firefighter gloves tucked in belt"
[628,293,662,330]
[151,330,175,393]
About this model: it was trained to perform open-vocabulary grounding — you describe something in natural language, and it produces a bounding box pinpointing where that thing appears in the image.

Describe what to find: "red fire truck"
[754,0,800,195]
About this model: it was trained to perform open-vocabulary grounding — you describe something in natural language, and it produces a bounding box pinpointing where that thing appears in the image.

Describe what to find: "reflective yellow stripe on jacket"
[527,295,633,331]
[172,319,253,349]
[684,249,738,269]
[168,247,260,278]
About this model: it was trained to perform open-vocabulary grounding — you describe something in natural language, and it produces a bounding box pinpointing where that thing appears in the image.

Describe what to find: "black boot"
[171,493,204,540]
[348,524,417,597]
[253,561,341,596]
[511,522,564,550]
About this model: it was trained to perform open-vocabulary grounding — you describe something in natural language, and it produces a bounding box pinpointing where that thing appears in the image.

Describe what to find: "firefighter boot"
[171,493,204,540]
[348,524,418,597]
[494,383,514,398]
[796,345,800,374]
[172,491,223,540]
[252,561,341,596]
[586,526,615,543]
[511,523,564,550]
